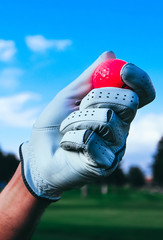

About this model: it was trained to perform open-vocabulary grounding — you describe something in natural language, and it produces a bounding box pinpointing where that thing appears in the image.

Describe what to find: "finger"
[60,108,129,145]
[120,63,156,108]
[80,87,139,123]
[60,108,114,141]
[60,108,109,132]
[60,129,125,172]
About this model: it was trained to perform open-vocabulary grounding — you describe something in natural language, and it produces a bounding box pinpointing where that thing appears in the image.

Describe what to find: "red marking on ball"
[92,59,130,89]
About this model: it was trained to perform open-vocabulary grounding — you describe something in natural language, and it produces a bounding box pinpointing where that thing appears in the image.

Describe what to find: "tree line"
[0,136,163,189]
[0,149,19,188]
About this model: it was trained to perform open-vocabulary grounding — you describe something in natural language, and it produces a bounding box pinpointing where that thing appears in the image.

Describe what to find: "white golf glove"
[20,51,155,201]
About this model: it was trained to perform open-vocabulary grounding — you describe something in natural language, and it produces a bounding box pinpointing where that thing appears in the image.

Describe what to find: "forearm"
[0,163,50,240]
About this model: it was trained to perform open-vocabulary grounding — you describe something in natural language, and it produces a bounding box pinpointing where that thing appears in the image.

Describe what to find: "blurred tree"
[107,165,127,186]
[95,164,127,186]
[128,167,145,188]
[152,136,163,186]
[0,150,19,183]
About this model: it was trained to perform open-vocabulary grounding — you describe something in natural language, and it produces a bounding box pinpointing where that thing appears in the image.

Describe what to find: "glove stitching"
[19,144,57,202]
[29,142,63,200]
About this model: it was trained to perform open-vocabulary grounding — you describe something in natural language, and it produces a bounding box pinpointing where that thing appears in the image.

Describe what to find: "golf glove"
[20,51,155,201]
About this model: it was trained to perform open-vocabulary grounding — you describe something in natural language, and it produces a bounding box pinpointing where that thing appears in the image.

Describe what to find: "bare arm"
[0,163,50,240]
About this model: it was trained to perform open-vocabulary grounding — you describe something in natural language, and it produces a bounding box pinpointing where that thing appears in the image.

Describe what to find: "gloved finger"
[60,129,125,172]
[60,108,129,145]
[120,63,156,108]
[80,87,139,123]
[60,108,110,134]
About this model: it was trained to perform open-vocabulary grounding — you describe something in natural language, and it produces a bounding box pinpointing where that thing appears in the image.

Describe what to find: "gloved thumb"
[121,63,156,108]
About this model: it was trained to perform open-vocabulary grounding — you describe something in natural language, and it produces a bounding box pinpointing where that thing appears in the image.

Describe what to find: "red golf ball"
[92,59,130,89]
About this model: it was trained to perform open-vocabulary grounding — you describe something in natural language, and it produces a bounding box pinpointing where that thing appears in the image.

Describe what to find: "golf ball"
[92,59,130,89]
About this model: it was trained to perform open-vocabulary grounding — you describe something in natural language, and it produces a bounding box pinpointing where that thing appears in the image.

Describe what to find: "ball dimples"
[92,59,130,89]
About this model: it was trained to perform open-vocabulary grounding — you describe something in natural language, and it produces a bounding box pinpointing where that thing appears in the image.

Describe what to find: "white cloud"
[0,39,17,62]
[127,113,163,153]
[25,35,72,52]
[0,68,23,89]
[122,113,163,176]
[0,93,40,127]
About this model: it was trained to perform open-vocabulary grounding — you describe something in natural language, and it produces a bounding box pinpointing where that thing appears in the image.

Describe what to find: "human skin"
[0,163,50,240]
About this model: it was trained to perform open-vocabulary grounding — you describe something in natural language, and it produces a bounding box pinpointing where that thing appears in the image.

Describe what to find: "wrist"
[19,143,62,201]
[0,163,50,240]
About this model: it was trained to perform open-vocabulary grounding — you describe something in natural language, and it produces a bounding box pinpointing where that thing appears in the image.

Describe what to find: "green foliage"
[95,165,127,186]
[107,165,127,186]
[128,167,145,187]
[153,136,163,186]
[0,150,19,183]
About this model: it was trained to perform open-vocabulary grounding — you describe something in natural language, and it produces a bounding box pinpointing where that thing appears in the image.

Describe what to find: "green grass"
[32,186,163,240]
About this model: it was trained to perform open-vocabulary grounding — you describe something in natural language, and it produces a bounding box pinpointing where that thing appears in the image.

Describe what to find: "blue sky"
[0,0,163,176]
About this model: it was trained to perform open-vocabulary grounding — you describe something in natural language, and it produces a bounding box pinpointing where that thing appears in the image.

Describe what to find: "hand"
[20,51,116,201]
[60,87,139,174]
[20,51,155,201]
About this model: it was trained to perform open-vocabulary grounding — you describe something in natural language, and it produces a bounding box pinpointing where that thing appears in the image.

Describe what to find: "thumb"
[120,63,156,108]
